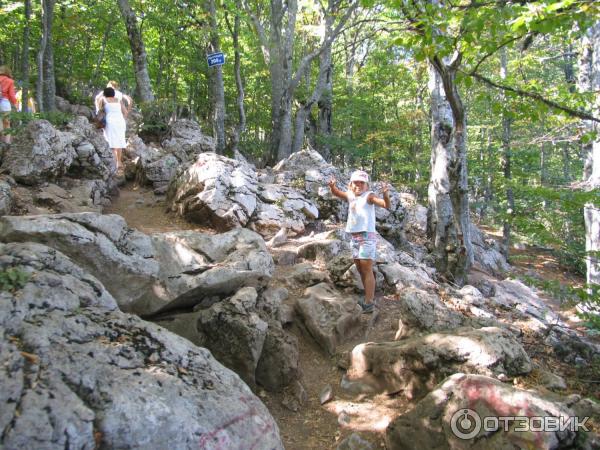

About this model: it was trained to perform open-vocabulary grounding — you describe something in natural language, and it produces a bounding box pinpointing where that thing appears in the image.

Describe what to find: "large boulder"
[346,327,532,400]
[386,373,586,450]
[156,286,300,391]
[55,95,93,119]
[161,119,216,157]
[252,184,319,236]
[0,213,162,314]
[11,179,111,215]
[395,287,465,337]
[471,224,510,275]
[65,115,115,179]
[295,282,362,355]
[0,214,275,316]
[0,242,283,450]
[151,228,274,313]
[1,120,77,185]
[167,152,259,230]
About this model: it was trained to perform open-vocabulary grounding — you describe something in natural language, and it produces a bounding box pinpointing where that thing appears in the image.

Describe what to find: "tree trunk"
[291,39,333,155]
[244,0,355,165]
[20,0,32,112]
[40,0,56,112]
[585,205,600,292]
[207,0,226,154]
[117,0,155,103]
[578,23,598,180]
[500,47,513,260]
[427,55,472,286]
[581,22,600,298]
[225,10,246,151]
[317,45,333,160]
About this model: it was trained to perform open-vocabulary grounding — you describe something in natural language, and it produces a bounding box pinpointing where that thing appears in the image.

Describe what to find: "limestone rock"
[295,283,362,355]
[347,327,532,399]
[0,242,283,450]
[386,373,582,450]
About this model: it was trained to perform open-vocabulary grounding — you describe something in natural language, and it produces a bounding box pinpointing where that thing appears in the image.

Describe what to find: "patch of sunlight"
[324,399,394,432]
[145,365,175,380]
[172,241,197,265]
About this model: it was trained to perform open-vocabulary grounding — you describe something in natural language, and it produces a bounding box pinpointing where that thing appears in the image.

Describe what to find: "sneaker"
[361,302,374,314]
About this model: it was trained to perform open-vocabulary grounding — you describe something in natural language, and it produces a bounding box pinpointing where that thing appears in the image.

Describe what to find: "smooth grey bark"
[578,24,597,180]
[317,60,333,160]
[500,47,513,260]
[225,10,246,151]
[580,22,600,295]
[38,0,56,112]
[427,54,473,286]
[291,31,333,154]
[117,0,155,103]
[584,205,600,291]
[207,0,226,154]
[20,0,32,113]
[243,0,356,164]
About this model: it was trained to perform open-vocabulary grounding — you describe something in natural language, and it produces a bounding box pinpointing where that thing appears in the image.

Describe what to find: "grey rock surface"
[386,373,582,450]
[0,242,283,450]
[296,283,362,355]
[151,228,274,313]
[347,327,532,399]
[0,213,162,314]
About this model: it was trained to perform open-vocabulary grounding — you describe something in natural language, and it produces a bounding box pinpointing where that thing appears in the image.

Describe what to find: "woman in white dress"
[99,87,128,172]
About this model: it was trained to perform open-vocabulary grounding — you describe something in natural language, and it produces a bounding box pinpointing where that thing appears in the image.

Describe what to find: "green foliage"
[7,111,73,135]
[138,100,178,141]
[0,268,30,293]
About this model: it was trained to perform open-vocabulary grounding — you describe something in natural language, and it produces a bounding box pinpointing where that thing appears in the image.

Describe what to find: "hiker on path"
[0,66,18,144]
[99,87,128,172]
[328,170,391,313]
[95,80,133,114]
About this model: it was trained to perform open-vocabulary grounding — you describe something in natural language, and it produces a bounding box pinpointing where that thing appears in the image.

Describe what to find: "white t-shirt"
[345,191,376,233]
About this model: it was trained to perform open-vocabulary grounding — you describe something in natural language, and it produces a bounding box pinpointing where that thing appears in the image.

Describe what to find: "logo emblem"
[450,408,481,440]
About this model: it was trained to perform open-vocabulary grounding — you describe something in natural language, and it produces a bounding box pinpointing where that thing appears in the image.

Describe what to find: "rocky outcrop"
[395,287,465,337]
[346,327,532,399]
[0,213,162,314]
[156,286,300,392]
[0,214,274,316]
[161,119,216,157]
[151,228,274,313]
[0,242,283,450]
[295,283,362,355]
[1,120,78,185]
[386,373,586,450]
[167,152,260,229]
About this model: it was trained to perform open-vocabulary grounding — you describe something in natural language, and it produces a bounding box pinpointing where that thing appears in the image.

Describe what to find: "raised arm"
[368,182,391,209]
[328,176,348,201]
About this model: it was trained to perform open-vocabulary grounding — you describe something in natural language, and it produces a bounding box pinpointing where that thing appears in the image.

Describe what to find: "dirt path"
[107,182,597,448]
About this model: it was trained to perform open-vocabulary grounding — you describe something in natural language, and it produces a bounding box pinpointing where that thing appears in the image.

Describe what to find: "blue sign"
[207,52,225,67]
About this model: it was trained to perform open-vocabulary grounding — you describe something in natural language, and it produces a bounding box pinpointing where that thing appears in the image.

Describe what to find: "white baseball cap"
[350,170,369,183]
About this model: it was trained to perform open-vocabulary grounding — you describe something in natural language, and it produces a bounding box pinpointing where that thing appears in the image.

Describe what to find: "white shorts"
[0,98,11,113]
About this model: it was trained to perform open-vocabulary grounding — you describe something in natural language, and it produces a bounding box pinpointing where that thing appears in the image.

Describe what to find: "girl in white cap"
[328,170,391,313]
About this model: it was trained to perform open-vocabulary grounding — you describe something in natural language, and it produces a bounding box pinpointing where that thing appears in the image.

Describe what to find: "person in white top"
[98,87,128,172]
[95,80,133,114]
[328,170,391,313]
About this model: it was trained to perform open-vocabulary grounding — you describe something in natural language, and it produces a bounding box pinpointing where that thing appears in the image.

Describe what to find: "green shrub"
[0,268,30,293]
